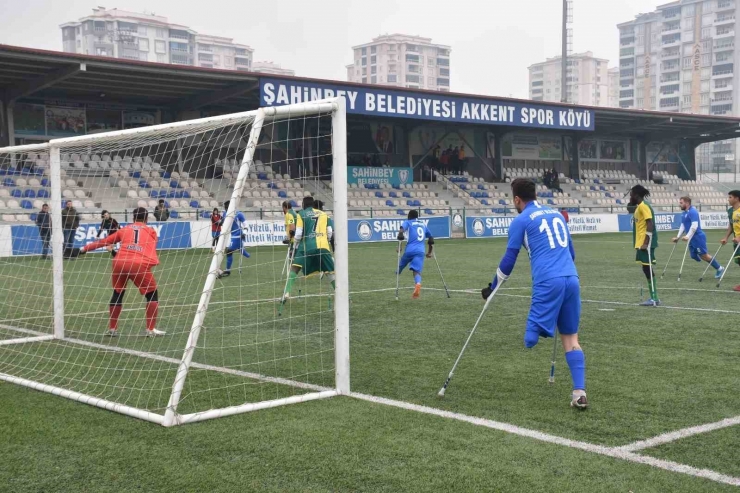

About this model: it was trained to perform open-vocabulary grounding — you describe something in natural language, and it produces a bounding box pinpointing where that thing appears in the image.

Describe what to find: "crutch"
[432,250,450,298]
[677,240,690,282]
[660,241,678,279]
[549,330,559,384]
[716,242,740,288]
[395,240,403,301]
[699,244,723,282]
[646,245,657,306]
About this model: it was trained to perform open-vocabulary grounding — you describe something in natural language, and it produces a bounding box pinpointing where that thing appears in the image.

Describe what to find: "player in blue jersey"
[397,210,434,299]
[673,196,723,278]
[482,179,587,409]
[217,200,250,279]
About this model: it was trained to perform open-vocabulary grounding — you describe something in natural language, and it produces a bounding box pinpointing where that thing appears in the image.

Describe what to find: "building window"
[370,55,376,64]
[437,77,449,86]
[362,57,367,66]
[362,67,366,75]
[371,75,377,83]
[389,44,396,51]
[428,57,435,67]
[370,46,376,54]
[701,93,710,104]
[371,66,377,74]
[388,74,397,83]
[138,25,147,35]
[362,77,367,83]
[406,74,420,83]
[428,77,435,85]
[361,47,366,55]
[225,56,233,67]
[682,56,692,68]
[155,40,166,53]
[388,64,396,73]
[439,67,450,76]
[199,53,213,62]
[437,58,449,66]
[214,55,220,65]
[702,80,710,91]
[139,38,149,51]
[157,53,166,63]
[683,82,691,93]
[156,28,166,38]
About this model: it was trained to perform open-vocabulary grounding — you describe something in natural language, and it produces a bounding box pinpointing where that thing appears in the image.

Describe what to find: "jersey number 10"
[539,217,568,249]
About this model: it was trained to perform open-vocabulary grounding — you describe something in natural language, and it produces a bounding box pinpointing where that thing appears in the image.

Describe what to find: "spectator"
[61,200,79,255]
[153,199,170,222]
[551,171,564,194]
[458,144,467,174]
[560,208,570,224]
[451,146,460,174]
[440,148,450,174]
[543,169,552,188]
[35,203,51,260]
[211,208,222,252]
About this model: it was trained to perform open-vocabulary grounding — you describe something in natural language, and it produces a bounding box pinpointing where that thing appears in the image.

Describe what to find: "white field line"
[618,415,740,452]
[350,392,740,487]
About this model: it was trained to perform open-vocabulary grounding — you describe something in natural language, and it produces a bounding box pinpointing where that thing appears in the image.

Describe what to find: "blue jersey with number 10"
[401,219,432,254]
[506,201,577,284]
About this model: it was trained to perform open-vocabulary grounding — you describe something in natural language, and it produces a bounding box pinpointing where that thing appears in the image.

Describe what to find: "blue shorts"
[228,237,243,252]
[399,251,425,273]
[689,232,708,261]
[524,276,580,348]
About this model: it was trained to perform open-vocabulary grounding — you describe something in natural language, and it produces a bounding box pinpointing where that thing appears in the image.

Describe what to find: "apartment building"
[346,34,451,91]
[528,51,611,106]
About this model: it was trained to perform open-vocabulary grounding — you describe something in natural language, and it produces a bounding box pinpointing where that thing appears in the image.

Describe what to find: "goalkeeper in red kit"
[75,207,165,338]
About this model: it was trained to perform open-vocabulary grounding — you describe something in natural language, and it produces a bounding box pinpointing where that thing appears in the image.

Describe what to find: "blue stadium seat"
[149,190,159,198]
[30,213,38,221]
[190,200,200,208]
[174,191,184,198]
[139,180,150,189]
[278,191,287,198]
[375,192,384,198]
[499,199,507,205]
[393,185,401,190]
[413,200,421,207]
[40,178,50,187]
[547,199,554,205]
[406,200,414,206]
[163,201,170,208]
[201,211,211,219]
[33,168,44,176]
[23,189,36,198]
[0,169,6,176]
[181,191,191,199]
[167,191,177,198]
[161,171,171,179]
[257,172,268,180]
[130,171,141,178]
[290,200,298,207]
[21,167,32,175]
[10,189,22,198]
[158,190,168,198]
[386,200,395,207]
[425,209,434,215]
[460,184,467,190]
[590,186,596,191]
[170,210,179,219]
[389,192,398,198]
[478,184,485,190]
[482,192,490,198]
[37,189,49,198]
[397,209,405,215]
[170,180,180,188]
[402,191,411,198]
[20,200,32,209]
[2,178,15,187]
[481,200,490,206]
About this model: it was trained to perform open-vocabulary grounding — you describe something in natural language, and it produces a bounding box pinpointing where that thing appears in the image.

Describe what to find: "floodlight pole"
[561,0,568,103]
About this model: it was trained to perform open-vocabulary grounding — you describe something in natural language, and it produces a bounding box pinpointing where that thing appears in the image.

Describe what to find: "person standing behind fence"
[61,200,79,257]
[35,203,51,260]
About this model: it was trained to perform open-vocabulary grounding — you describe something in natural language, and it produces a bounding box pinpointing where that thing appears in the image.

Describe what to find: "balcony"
[717,1,736,12]
[715,40,735,52]
[715,14,736,25]
[713,83,733,92]
[662,49,680,60]
[661,36,681,47]
[712,70,734,79]
[660,76,680,85]
[661,24,681,34]
[661,63,680,73]
[716,28,735,38]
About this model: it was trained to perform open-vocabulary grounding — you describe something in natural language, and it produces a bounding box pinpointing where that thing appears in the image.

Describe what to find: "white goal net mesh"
[0,100,347,425]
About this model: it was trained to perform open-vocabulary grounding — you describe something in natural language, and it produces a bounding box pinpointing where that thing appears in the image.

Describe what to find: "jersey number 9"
[416,226,424,242]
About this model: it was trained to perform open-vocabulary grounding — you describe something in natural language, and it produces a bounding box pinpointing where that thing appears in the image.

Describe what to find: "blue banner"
[347,166,413,186]
[349,216,450,243]
[10,222,192,256]
[465,216,517,238]
[616,213,681,232]
[260,78,594,131]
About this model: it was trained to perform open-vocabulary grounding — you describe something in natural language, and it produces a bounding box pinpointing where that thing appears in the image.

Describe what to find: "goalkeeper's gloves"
[282,239,290,245]
[397,232,405,241]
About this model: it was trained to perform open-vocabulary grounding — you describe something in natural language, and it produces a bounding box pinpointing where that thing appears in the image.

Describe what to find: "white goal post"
[0,97,349,426]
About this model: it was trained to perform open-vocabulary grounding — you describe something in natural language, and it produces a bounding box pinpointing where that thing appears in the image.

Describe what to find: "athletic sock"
[643,265,658,300]
[109,305,122,330]
[565,349,586,391]
[226,253,233,270]
[414,273,421,285]
[284,271,298,297]
[145,301,158,331]
[711,259,721,270]
[241,249,250,259]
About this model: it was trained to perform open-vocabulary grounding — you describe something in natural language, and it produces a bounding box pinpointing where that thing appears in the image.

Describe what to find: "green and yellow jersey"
[633,201,658,249]
[295,208,331,252]
[284,209,297,242]
[731,207,740,238]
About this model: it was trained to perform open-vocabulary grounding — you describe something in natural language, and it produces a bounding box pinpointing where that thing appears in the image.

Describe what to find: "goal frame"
[0,97,350,427]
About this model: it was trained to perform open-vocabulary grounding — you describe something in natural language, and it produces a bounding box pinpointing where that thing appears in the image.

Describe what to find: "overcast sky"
[0,0,658,98]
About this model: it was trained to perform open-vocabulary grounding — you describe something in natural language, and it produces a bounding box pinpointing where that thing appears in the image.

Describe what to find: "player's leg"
[132,266,164,336]
[108,263,128,336]
[410,253,424,298]
[219,238,240,278]
[318,250,336,309]
[637,249,659,305]
[397,252,412,275]
[557,276,587,409]
[523,279,562,349]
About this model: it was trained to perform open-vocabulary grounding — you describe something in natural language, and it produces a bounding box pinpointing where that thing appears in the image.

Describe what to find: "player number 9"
[416,227,424,242]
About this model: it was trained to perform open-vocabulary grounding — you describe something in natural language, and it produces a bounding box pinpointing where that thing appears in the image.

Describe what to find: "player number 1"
[539,217,568,249]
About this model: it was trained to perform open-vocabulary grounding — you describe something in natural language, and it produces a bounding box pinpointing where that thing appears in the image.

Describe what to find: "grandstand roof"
[1,43,740,143]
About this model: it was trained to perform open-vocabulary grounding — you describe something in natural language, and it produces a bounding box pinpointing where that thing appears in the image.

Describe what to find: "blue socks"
[565,349,586,391]
[414,273,421,285]
[711,259,721,270]
[242,249,250,259]
[226,254,233,271]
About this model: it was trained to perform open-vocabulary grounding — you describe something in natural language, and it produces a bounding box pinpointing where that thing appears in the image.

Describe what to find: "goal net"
[0,98,349,426]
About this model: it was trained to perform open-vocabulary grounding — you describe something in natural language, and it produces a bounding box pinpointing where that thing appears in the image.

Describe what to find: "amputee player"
[482,179,587,409]
[217,200,250,279]
[720,190,740,291]
[80,207,165,337]
[279,196,335,313]
[396,210,434,299]
[629,185,660,306]
[282,200,297,247]
[314,200,334,252]
[673,196,723,279]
